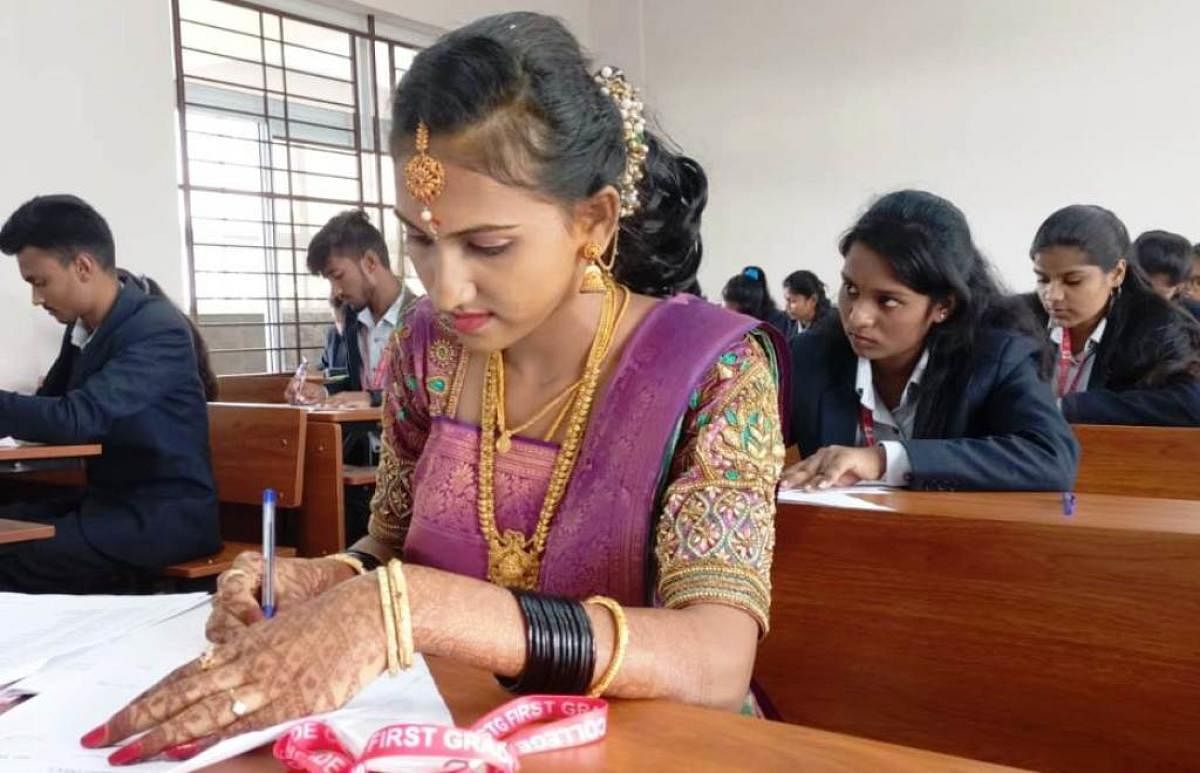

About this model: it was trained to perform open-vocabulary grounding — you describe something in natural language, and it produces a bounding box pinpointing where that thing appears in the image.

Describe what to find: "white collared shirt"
[1049,318,1106,397]
[70,322,95,350]
[356,291,407,388]
[854,350,928,487]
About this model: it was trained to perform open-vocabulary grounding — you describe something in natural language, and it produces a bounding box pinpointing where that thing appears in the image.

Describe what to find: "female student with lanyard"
[1023,205,1200,427]
[783,189,1079,492]
[83,13,789,765]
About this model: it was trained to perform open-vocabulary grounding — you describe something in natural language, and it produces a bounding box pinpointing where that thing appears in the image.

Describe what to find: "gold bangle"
[386,559,414,670]
[327,552,366,575]
[585,595,629,697]
[376,568,400,676]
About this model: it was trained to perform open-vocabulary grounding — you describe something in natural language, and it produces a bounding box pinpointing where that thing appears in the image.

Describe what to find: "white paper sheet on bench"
[0,600,451,772]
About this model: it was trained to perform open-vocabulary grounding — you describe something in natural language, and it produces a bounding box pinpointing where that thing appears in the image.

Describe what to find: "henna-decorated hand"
[82,571,387,765]
[205,552,356,644]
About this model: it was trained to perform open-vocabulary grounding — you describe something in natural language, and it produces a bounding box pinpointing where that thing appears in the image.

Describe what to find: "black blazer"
[0,281,219,568]
[329,287,417,405]
[319,325,347,373]
[1019,293,1200,427]
[788,326,1079,491]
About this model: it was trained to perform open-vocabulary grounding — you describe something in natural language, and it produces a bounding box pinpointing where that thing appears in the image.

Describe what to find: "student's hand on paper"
[780,445,886,490]
[285,379,327,406]
[205,552,357,643]
[321,390,371,409]
[84,571,386,765]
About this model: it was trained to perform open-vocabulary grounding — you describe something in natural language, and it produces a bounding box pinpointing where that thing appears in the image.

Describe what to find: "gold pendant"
[487,529,540,590]
[496,433,513,454]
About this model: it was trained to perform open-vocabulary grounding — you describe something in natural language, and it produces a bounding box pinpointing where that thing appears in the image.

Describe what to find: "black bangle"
[498,591,595,695]
[344,549,382,573]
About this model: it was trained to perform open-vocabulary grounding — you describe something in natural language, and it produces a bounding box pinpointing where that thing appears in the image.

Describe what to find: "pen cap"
[263,488,277,506]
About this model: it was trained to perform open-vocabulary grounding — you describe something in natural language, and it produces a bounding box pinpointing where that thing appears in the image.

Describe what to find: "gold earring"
[579,241,606,294]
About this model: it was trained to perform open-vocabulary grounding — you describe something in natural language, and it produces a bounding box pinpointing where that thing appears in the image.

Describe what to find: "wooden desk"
[1072,423,1200,499]
[306,407,381,424]
[0,443,101,464]
[298,408,381,557]
[211,658,1022,772]
[757,491,1200,772]
[0,518,54,545]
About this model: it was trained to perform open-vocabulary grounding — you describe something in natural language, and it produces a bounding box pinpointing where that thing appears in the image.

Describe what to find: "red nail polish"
[79,725,107,748]
[164,741,202,761]
[165,736,216,761]
[107,741,143,766]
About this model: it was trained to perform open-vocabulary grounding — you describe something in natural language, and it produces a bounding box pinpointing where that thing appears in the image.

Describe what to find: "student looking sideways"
[785,190,1078,492]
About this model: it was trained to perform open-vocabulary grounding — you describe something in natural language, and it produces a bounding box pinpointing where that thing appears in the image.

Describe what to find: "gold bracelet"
[386,559,414,670]
[327,552,366,575]
[585,595,629,697]
[376,568,400,676]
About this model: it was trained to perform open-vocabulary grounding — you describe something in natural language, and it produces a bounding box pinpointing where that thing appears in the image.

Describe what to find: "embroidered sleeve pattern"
[654,334,784,634]
[368,308,468,549]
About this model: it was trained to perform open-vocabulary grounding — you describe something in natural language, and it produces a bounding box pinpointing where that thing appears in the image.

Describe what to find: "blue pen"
[261,488,277,618]
[1061,491,1076,516]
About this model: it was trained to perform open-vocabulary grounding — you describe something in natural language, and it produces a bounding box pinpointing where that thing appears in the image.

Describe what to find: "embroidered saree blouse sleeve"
[367,325,430,551]
[654,333,784,634]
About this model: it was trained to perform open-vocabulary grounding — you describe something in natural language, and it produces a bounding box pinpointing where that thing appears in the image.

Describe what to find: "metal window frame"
[171,0,421,375]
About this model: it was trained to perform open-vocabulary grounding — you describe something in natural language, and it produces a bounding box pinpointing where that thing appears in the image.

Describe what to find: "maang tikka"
[404,122,446,238]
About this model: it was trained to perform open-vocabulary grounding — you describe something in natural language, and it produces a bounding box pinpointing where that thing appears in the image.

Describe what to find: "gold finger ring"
[229,689,249,718]
[198,645,217,671]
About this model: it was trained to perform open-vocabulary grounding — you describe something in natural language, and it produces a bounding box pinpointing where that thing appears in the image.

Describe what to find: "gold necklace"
[477,276,630,589]
[495,374,581,453]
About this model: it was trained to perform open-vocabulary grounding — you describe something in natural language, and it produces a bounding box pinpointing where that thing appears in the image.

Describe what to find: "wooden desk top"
[782,490,1200,535]
[0,443,102,464]
[305,407,381,424]
[0,518,54,545]
[211,658,1020,772]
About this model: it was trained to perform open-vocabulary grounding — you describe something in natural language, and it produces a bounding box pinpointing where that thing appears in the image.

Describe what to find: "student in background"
[0,194,218,592]
[286,210,417,408]
[1130,229,1200,319]
[782,270,834,336]
[722,265,792,336]
[785,190,1078,491]
[1024,205,1200,426]
[1188,243,1200,303]
[319,290,348,376]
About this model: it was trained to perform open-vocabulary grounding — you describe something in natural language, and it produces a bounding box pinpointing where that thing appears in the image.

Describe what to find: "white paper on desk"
[1,603,452,773]
[777,484,896,511]
[0,592,209,686]
[0,437,17,448]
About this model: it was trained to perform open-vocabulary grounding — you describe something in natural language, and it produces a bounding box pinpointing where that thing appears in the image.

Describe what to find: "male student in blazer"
[0,195,219,593]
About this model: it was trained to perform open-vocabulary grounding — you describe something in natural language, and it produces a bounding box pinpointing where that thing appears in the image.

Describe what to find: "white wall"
[0,0,183,391]
[640,0,1200,300]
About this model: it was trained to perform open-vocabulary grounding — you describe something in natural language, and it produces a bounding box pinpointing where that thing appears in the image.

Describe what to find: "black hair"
[840,190,1041,436]
[1030,205,1200,387]
[722,266,778,321]
[306,209,389,274]
[782,269,832,322]
[1131,229,1194,287]
[389,12,706,297]
[0,194,116,270]
[120,271,218,400]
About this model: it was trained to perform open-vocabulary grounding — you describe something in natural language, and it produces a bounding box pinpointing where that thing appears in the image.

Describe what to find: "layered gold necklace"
[477,275,630,589]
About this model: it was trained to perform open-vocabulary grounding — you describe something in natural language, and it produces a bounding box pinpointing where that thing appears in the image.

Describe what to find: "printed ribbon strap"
[274,694,608,773]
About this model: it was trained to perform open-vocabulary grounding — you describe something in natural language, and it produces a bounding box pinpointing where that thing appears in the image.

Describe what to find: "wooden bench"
[343,464,377,487]
[757,492,1200,772]
[216,371,323,404]
[1072,423,1200,499]
[164,402,308,579]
